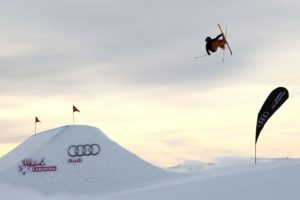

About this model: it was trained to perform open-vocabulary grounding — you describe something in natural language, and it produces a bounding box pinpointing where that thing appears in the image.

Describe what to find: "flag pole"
[73,111,74,125]
[255,143,257,164]
[34,116,41,134]
[72,105,80,125]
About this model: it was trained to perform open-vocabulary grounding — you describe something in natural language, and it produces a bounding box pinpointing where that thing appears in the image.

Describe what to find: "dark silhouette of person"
[205,34,225,55]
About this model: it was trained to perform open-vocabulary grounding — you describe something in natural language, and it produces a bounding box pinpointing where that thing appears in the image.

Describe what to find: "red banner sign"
[19,158,57,175]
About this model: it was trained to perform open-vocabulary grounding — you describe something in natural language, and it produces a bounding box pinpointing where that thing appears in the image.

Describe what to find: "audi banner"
[255,87,289,144]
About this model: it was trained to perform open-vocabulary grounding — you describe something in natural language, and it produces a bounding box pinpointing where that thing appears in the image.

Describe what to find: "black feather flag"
[255,87,289,163]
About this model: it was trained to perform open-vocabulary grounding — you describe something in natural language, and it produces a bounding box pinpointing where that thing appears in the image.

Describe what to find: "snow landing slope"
[0,125,172,194]
[100,159,300,200]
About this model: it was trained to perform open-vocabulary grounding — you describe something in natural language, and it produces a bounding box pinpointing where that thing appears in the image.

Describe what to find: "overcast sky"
[0,0,300,167]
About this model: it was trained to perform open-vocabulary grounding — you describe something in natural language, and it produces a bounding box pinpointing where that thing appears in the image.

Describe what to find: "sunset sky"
[0,0,300,167]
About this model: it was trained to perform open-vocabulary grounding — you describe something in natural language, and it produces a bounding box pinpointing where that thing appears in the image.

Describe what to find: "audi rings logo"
[68,144,101,157]
[257,112,270,128]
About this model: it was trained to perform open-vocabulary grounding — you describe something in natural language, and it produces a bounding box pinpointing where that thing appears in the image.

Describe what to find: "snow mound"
[0,125,171,194]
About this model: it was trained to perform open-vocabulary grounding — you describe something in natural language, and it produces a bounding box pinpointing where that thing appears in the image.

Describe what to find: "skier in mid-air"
[194,24,232,60]
[205,33,225,55]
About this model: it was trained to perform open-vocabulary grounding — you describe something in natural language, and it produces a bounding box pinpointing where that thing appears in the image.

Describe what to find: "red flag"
[73,105,80,113]
[35,117,41,123]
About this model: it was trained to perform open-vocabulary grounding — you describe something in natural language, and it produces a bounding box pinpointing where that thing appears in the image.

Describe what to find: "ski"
[222,28,227,62]
[217,24,233,55]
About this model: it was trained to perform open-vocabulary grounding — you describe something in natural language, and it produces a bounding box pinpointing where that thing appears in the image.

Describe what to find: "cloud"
[0,0,300,166]
[0,0,268,96]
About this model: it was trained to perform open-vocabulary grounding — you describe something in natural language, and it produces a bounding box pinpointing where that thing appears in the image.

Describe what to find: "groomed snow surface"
[0,125,300,200]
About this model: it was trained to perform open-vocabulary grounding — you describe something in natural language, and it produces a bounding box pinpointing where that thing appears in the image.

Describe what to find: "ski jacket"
[206,34,223,55]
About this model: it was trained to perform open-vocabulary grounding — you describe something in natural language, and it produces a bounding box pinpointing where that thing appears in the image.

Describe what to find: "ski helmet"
[205,37,212,42]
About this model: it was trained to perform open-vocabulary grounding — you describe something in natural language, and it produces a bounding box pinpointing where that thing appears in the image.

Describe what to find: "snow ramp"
[0,125,171,194]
